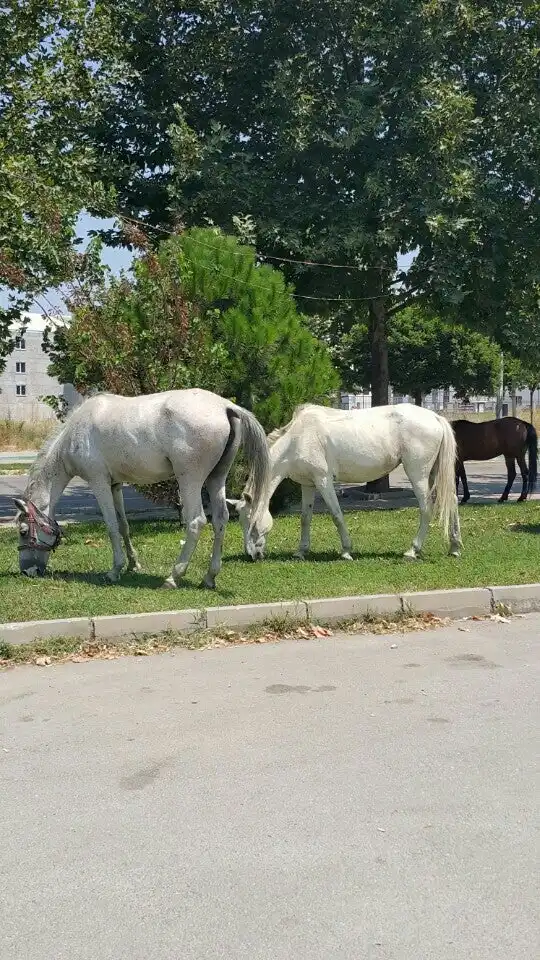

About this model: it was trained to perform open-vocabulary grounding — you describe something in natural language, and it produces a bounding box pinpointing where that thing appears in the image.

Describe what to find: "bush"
[45,227,339,512]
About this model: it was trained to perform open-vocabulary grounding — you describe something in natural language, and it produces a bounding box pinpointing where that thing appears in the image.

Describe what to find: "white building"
[0,313,80,421]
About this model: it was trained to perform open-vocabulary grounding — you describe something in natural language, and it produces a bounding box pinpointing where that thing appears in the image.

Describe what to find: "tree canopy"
[0,0,117,370]
[87,3,540,392]
[339,305,501,405]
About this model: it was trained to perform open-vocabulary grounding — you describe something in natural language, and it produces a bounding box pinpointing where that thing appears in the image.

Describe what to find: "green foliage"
[0,1,117,370]
[45,227,338,507]
[340,305,501,402]
[88,2,540,389]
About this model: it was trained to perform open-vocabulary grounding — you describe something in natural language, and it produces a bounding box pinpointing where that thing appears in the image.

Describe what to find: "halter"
[17,500,63,552]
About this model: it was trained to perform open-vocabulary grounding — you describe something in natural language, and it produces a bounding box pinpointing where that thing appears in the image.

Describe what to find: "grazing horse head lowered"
[15,497,63,577]
[14,389,271,589]
[229,402,463,563]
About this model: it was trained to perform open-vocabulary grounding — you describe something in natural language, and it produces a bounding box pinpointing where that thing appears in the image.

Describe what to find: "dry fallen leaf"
[35,656,51,666]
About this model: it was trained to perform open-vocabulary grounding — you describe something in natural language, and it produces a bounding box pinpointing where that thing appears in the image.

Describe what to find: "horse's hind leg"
[499,457,516,503]
[112,483,141,572]
[404,476,432,560]
[457,461,470,504]
[200,475,229,589]
[516,453,529,502]
[163,483,207,588]
[315,475,353,560]
[295,484,316,559]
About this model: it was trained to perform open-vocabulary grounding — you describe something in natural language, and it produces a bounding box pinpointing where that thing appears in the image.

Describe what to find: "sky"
[2,212,416,314]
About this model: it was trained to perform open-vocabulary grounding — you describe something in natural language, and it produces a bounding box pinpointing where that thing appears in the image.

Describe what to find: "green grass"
[1,503,539,623]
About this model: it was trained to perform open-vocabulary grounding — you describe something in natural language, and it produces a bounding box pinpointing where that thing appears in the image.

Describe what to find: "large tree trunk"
[365,297,390,493]
[511,389,517,417]
[413,389,423,407]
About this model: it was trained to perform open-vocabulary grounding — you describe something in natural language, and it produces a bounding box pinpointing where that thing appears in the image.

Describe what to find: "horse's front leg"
[92,482,127,582]
[295,484,316,559]
[315,476,353,560]
[112,483,141,571]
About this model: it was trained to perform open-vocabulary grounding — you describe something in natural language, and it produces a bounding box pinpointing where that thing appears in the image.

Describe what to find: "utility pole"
[496,350,504,419]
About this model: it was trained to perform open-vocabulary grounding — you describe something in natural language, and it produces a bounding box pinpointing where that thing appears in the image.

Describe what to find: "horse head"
[14,498,62,577]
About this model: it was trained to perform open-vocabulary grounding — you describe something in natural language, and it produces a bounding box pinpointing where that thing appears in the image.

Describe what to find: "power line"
[3,170,408,304]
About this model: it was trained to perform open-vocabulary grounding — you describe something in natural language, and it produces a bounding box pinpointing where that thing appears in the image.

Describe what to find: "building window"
[15,336,26,349]
[15,361,26,373]
[16,384,26,396]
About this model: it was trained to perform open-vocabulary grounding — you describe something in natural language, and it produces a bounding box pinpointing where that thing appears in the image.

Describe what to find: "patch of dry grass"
[0,419,55,452]
[0,611,452,669]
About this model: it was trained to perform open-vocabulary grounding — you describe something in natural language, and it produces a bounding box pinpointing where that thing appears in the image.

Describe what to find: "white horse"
[14,389,270,588]
[228,403,462,561]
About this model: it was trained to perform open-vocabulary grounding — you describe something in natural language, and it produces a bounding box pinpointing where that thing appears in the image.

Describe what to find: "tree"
[45,226,339,508]
[0,1,117,371]
[81,1,540,488]
[339,305,500,406]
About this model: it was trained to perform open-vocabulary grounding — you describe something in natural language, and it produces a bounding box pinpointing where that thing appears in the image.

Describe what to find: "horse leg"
[295,484,316,559]
[91,482,127,582]
[200,476,229,589]
[404,476,432,560]
[516,453,529,502]
[111,484,141,572]
[163,485,206,588]
[315,476,353,560]
[499,456,516,503]
[458,461,470,504]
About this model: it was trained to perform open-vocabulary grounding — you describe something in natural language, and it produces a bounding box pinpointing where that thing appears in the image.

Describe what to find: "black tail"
[526,423,538,493]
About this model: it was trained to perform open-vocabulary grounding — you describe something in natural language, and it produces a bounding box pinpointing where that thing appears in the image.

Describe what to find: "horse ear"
[226,498,241,512]
[243,491,252,505]
[14,498,27,514]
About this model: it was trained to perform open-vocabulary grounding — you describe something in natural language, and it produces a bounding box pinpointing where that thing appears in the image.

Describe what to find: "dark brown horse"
[452,417,538,504]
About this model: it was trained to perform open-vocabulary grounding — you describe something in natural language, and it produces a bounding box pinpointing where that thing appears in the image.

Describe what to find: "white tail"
[430,416,459,542]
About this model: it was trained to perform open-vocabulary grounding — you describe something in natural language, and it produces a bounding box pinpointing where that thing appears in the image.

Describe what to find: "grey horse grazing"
[14,389,270,588]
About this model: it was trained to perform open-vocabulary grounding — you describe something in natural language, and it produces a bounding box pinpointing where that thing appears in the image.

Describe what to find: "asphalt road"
[1,615,538,960]
[0,456,532,523]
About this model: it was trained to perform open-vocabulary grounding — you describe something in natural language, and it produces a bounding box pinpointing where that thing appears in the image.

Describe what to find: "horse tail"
[431,417,459,542]
[526,423,538,494]
[228,405,271,532]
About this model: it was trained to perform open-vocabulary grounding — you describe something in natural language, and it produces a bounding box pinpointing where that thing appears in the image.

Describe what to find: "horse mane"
[267,403,319,446]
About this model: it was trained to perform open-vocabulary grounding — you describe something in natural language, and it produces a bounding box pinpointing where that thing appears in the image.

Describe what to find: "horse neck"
[267,433,290,497]
[25,437,70,516]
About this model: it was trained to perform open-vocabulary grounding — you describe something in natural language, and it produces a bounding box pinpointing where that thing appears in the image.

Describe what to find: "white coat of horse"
[229,403,462,561]
[15,389,270,588]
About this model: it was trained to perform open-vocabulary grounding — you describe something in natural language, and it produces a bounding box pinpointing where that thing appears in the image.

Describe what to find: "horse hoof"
[128,561,142,573]
[403,548,419,561]
[449,549,461,558]
[200,576,216,590]
[293,552,306,561]
[162,577,177,589]
[341,552,354,561]
[106,570,121,583]
[460,498,470,506]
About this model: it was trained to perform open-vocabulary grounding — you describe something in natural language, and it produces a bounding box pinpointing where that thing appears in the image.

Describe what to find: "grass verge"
[0,610,451,668]
[0,502,538,623]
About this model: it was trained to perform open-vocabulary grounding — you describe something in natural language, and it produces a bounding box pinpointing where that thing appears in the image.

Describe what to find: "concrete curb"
[2,583,540,646]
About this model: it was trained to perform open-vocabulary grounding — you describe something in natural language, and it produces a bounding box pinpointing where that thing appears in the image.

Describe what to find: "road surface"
[1,615,538,960]
[0,456,531,522]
